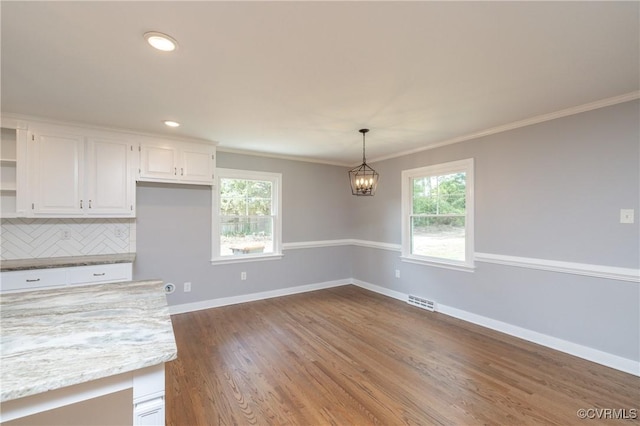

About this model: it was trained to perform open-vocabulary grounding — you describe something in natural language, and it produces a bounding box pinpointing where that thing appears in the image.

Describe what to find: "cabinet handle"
[80,200,83,209]
[181,167,184,176]
[93,273,106,277]
[89,200,92,209]
[174,167,177,175]
[26,278,41,283]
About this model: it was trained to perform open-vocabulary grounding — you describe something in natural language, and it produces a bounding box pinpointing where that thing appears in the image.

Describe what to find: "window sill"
[210,253,284,265]
[400,255,475,272]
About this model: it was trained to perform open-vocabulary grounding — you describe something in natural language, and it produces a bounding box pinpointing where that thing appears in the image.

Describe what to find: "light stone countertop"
[0,279,177,402]
[0,253,136,272]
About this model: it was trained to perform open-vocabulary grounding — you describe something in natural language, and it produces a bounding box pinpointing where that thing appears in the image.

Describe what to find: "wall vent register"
[407,295,436,312]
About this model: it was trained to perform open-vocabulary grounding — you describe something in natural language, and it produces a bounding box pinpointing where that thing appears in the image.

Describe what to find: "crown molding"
[4,91,637,167]
[368,91,640,164]
[216,146,352,167]
[0,113,218,146]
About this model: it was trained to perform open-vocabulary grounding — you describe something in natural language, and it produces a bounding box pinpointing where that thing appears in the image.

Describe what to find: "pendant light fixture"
[348,129,379,196]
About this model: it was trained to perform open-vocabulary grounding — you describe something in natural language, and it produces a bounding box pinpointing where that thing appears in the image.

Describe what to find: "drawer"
[1,268,68,292]
[68,263,132,285]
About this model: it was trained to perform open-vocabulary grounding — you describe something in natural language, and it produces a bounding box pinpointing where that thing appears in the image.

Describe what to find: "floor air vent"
[407,295,436,312]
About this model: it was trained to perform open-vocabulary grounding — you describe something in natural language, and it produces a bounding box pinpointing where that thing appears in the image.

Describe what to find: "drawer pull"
[93,273,106,277]
[26,278,41,283]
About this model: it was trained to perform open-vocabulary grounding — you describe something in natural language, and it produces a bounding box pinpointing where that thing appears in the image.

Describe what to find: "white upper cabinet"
[139,144,178,181]
[28,124,136,217]
[30,130,85,215]
[86,137,134,215]
[181,144,215,184]
[1,116,217,218]
[139,140,215,185]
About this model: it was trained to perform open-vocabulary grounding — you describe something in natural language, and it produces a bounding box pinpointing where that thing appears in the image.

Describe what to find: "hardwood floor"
[166,285,639,425]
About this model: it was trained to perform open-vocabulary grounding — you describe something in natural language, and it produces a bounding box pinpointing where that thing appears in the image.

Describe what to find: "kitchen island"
[0,279,177,425]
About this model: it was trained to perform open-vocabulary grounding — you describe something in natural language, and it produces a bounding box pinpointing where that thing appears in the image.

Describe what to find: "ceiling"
[2,1,638,166]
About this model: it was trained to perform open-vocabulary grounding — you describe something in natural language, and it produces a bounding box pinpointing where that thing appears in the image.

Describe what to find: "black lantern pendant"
[348,129,379,196]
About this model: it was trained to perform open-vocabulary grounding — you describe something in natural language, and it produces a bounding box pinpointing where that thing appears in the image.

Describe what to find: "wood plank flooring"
[166,285,639,425]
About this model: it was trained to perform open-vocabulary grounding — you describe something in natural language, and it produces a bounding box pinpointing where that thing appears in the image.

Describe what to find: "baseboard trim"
[351,278,407,301]
[167,277,639,376]
[350,280,640,377]
[168,279,349,315]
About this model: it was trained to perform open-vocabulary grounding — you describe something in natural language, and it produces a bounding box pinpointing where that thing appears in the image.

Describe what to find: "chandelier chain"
[362,134,366,164]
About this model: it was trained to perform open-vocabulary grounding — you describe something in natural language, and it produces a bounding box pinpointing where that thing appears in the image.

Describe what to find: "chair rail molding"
[475,252,639,283]
[282,240,639,283]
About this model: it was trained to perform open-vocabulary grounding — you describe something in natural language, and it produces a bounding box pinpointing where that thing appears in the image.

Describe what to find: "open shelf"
[1,127,19,217]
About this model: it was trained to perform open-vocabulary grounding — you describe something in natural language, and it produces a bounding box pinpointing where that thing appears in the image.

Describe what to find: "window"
[401,158,474,270]
[212,168,282,263]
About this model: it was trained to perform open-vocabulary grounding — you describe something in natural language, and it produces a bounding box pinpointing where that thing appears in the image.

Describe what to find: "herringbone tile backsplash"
[0,218,135,260]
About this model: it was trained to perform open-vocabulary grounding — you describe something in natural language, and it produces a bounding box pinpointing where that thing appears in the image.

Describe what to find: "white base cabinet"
[0,364,167,426]
[0,263,133,293]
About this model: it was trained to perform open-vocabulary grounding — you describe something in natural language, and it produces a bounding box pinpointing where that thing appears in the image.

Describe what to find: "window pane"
[221,178,247,197]
[411,216,465,261]
[220,196,246,216]
[248,199,271,215]
[248,180,272,198]
[220,178,272,216]
[220,216,274,256]
[412,173,466,214]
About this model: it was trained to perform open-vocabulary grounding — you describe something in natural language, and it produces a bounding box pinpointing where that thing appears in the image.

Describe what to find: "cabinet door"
[180,144,215,184]
[139,143,178,182]
[31,131,84,215]
[86,138,134,216]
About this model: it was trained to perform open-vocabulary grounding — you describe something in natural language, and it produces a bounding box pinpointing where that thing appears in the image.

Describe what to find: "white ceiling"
[2,1,638,166]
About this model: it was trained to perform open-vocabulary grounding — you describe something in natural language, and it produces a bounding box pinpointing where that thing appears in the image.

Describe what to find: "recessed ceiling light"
[144,31,178,52]
[163,120,180,128]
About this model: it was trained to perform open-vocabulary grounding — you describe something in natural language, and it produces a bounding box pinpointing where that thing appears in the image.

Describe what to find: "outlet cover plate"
[620,209,635,224]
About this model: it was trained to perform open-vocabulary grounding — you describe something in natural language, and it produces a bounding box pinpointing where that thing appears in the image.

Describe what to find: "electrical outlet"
[115,228,123,238]
[395,269,400,278]
[241,272,247,281]
[184,282,191,292]
[60,230,70,240]
[620,209,635,224]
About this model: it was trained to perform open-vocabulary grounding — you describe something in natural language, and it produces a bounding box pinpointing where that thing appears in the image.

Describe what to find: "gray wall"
[134,154,353,306]
[134,100,639,362]
[351,100,640,266]
[217,152,354,243]
[352,100,640,361]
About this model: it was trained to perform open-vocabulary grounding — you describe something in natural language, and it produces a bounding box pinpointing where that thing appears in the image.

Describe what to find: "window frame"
[401,158,475,271]
[211,168,283,264]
